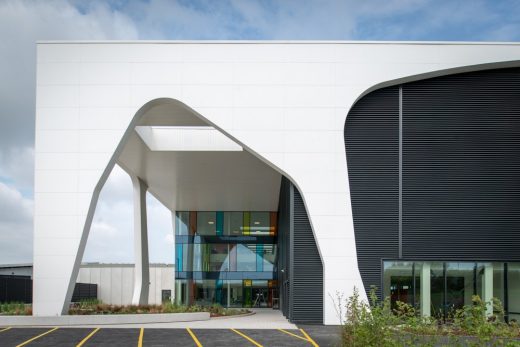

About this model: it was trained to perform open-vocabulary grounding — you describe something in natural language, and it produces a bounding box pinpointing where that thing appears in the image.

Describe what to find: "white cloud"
[0,146,34,194]
[1,0,519,266]
[82,165,174,264]
[0,182,33,264]
[0,0,139,263]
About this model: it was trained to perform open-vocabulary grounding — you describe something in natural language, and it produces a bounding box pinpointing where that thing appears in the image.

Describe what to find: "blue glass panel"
[176,244,183,272]
[237,244,256,271]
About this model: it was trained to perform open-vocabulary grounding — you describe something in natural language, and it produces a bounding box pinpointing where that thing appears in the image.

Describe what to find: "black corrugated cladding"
[292,188,323,323]
[344,87,400,299]
[345,67,520,299]
[402,68,520,260]
[277,176,323,324]
[277,176,291,318]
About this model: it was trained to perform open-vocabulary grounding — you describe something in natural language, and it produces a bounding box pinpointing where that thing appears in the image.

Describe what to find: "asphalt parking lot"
[0,325,341,346]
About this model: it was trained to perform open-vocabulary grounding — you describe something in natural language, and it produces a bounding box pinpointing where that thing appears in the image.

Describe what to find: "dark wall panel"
[345,67,520,300]
[402,68,520,260]
[277,176,323,324]
[344,87,400,298]
[0,275,32,303]
[277,176,291,318]
[292,188,323,324]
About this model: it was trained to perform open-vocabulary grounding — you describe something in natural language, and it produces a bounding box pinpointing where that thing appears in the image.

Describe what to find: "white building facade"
[34,42,520,324]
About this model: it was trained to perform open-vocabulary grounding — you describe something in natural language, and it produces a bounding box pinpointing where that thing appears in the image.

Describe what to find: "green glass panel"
[243,281,252,307]
[256,244,263,272]
[216,211,224,235]
[243,212,250,235]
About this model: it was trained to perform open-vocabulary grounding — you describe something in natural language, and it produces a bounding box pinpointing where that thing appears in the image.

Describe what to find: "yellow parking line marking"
[230,328,263,347]
[300,328,319,347]
[16,327,59,347]
[277,329,309,342]
[138,328,144,347]
[76,327,100,347]
[0,327,12,333]
[186,328,202,347]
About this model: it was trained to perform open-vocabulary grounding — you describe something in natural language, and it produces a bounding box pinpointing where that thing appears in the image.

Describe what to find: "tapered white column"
[483,263,493,316]
[421,262,431,317]
[131,175,150,305]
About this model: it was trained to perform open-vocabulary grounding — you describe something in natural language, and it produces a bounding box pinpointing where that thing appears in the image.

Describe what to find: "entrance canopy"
[116,100,282,212]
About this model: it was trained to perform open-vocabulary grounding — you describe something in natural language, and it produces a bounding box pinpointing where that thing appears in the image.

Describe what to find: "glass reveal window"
[446,262,475,311]
[383,261,414,309]
[508,263,520,322]
[383,260,519,321]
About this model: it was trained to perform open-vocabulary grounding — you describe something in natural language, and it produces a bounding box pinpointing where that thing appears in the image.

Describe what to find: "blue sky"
[0,0,519,264]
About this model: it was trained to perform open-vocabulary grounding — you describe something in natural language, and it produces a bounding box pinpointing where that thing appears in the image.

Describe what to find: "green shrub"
[0,302,31,315]
[339,288,520,347]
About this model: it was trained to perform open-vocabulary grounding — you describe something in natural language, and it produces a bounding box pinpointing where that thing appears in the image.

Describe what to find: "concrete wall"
[33,41,520,322]
[77,264,174,305]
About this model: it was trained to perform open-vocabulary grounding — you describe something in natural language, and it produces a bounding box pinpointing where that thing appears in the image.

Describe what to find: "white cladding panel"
[77,265,174,306]
[34,42,520,323]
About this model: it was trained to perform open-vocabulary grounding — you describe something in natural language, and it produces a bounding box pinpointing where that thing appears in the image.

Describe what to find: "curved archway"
[64,98,324,323]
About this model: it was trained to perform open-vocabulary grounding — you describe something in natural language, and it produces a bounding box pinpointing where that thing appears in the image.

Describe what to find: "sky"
[0,0,519,265]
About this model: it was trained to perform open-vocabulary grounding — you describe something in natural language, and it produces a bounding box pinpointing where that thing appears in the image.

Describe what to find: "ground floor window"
[383,261,518,322]
[174,211,278,308]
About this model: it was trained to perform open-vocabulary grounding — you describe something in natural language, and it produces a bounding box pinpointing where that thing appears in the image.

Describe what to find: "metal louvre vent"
[345,87,400,298]
[292,188,323,324]
[402,68,520,260]
[277,176,323,324]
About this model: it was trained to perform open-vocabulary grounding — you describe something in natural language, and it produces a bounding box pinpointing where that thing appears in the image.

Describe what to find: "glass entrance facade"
[383,261,520,321]
[175,211,278,308]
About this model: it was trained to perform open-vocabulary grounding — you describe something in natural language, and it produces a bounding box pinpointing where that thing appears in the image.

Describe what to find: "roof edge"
[36,40,520,45]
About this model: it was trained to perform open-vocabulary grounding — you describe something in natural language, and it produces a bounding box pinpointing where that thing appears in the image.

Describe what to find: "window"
[237,244,256,271]
[224,212,243,236]
[197,212,216,235]
[175,211,189,235]
[383,260,519,320]
[162,290,172,303]
[250,212,270,235]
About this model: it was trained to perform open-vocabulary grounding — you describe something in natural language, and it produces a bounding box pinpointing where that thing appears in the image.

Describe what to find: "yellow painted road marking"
[138,328,144,347]
[277,329,309,342]
[16,327,59,347]
[300,328,319,347]
[186,328,202,347]
[0,327,12,333]
[230,328,263,347]
[76,327,100,347]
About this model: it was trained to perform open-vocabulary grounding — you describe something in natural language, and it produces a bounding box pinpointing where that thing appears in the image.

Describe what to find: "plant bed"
[335,288,520,347]
[0,302,32,316]
[68,299,250,317]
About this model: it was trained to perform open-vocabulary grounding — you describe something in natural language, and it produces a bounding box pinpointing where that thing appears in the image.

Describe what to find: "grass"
[68,299,250,317]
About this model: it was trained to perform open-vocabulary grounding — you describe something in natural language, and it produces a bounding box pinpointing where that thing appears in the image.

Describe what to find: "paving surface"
[0,326,341,346]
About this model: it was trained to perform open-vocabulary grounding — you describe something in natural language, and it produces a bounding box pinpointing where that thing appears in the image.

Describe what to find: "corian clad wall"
[77,264,174,305]
[34,42,520,323]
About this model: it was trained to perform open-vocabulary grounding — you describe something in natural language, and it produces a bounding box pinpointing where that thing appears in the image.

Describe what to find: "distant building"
[0,263,174,305]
